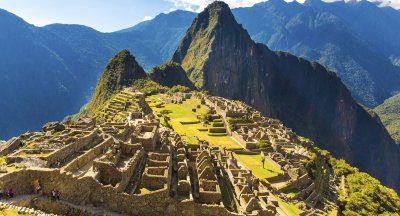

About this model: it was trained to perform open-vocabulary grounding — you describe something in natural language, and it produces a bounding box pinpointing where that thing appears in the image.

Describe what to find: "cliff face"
[173,1,400,191]
[87,50,147,114]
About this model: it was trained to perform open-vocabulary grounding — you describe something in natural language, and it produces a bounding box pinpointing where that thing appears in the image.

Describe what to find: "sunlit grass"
[233,153,283,180]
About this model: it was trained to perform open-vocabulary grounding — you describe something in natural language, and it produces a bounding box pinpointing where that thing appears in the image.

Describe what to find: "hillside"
[375,93,400,145]
[149,61,196,89]
[0,9,195,140]
[172,1,400,192]
[86,50,147,115]
[2,1,400,140]
[79,50,196,119]
[233,0,400,107]
[0,8,93,140]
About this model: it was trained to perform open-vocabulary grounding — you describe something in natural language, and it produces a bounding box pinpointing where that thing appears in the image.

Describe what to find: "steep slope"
[232,0,400,107]
[149,61,195,89]
[375,93,400,145]
[86,50,147,115]
[304,0,400,63]
[172,1,400,192]
[0,8,91,140]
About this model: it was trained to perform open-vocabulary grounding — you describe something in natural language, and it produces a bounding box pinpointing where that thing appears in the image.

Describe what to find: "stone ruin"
[0,90,334,215]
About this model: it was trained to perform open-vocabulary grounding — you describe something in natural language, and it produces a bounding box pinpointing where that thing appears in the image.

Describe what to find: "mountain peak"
[172,1,253,88]
[304,0,324,7]
[86,50,147,114]
[204,1,230,12]
[195,0,236,29]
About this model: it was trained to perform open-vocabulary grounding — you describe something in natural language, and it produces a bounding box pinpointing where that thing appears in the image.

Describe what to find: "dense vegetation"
[374,92,400,145]
[312,149,400,215]
[149,61,195,89]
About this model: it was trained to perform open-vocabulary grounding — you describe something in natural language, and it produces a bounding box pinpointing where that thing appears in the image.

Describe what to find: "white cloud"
[165,0,400,11]
[372,0,400,9]
[142,15,153,21]
[166,0,265,12]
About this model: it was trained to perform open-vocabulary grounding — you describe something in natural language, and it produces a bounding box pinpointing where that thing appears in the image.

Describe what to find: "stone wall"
[116,149,145,192]
[45,130,102,166]
[62,137,115,174]
[0,169,238,216]
[0,137,21,156]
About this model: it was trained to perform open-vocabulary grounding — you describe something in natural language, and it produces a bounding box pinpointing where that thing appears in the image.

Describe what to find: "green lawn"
[278,198,303,216]
[0,156,5,166]
[135,187,154,194]
[0,208,20,216]
[147,94,242,149]
[233,153,283,180]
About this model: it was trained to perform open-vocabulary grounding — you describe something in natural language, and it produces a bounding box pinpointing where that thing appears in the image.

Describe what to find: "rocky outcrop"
[173,1,400,192]
[42,122,66,132]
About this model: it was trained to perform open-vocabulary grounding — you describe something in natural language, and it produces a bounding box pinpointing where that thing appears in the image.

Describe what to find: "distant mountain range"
[1,0,400,141]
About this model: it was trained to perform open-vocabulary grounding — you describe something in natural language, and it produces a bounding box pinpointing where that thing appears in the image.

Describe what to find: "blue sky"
[0,0,176,32]
[0,0,398,32]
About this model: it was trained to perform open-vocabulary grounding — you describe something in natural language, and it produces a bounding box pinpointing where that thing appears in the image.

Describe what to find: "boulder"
[42,122,65,132]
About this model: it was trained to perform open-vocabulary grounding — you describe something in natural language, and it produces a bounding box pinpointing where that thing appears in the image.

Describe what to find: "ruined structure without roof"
[0,89,338,215]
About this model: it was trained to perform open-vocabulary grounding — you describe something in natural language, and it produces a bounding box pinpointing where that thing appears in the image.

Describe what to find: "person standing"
[261,157,265,169]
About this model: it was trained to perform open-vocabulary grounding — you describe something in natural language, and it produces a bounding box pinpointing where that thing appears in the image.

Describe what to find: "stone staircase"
[0,201,57,216]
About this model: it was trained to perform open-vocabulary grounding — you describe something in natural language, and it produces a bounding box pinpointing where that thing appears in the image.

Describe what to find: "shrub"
[160,110,172,115]
[212,122,224,127]
[256,140,271,148]
[168,85,191,93]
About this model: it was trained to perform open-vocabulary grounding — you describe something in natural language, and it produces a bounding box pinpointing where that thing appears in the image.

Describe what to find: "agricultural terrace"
[146,94,242,149]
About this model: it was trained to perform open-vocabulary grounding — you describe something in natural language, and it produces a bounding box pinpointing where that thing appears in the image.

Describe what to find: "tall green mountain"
[172,1,400,192]
[375,93,400,145]
[86,50,147,114]
[83,50,195,117]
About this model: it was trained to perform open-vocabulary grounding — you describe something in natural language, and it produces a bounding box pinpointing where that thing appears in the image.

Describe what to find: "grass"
[0,157,5,166]
[286,188,300,198]
[233,153,283,180]
[277,198,303,216]
[329,209,338,216]
[0,209,19,216]
[147,94,241,149]
[135,187,155,194]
